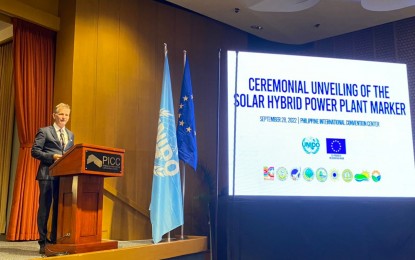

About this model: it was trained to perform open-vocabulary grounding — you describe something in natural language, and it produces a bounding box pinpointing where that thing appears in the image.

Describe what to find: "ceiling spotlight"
[250,25,263,30]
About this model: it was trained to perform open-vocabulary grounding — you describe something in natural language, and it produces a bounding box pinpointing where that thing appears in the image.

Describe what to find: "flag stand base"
[160,237,179,243]
[176,235,188,240]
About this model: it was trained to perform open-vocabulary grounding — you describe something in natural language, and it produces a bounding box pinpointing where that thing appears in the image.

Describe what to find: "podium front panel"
[58,176,103,244]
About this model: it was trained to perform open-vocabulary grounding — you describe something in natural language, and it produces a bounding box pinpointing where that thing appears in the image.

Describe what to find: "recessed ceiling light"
[361,0,415,11]
[248,0,320,12]
[250,25,263,30]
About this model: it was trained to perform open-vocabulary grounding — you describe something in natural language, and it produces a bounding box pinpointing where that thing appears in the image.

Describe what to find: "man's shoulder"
[66,128,74,135]
[36,126,55,135]
[39,125,54,131]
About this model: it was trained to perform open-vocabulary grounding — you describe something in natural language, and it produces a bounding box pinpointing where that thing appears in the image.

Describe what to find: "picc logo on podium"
[85,150,122,173]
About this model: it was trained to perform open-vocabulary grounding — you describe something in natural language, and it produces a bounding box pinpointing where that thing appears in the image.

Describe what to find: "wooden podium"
[47,143,124,256]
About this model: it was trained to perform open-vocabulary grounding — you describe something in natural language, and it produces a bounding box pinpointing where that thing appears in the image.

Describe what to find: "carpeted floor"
[0,236,40,260]
[0,234,153,260]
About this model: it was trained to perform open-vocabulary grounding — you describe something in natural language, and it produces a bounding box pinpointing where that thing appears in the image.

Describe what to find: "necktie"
[59,129,65,154]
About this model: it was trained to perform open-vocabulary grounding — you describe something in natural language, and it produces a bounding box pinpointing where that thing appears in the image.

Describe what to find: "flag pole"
[180,160,186,240]
[164,43,171,242]
[180,50,187,240]
[165,42,171,243]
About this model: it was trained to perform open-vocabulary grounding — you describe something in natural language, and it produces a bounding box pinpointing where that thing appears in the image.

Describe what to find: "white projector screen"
[227,50,415,197]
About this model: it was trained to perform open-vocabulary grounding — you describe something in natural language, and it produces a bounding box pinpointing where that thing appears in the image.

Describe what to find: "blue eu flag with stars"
[177,56,198,171]
[326,138,346,154]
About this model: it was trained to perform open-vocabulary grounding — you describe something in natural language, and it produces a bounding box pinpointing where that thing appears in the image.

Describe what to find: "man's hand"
[53,154,62,161]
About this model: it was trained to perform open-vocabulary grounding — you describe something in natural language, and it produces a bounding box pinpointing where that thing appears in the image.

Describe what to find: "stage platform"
[0,235,208,260]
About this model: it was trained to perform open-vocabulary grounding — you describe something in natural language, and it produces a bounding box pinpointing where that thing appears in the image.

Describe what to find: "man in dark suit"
[31,103,75,254]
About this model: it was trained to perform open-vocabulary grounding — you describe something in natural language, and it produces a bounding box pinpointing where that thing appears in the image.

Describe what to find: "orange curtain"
[0,41,14,234]
[6,18,55,241]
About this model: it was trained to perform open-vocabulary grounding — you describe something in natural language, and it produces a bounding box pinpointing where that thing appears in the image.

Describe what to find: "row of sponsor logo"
[263,166,381,183]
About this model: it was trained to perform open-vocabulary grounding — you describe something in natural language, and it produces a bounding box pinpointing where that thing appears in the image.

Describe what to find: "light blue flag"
[177,55,198,171]
[150,50,183,244]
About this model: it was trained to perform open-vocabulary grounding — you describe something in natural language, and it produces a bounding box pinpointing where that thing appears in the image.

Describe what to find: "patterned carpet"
[0,234,153,260]
[0,238,39,260]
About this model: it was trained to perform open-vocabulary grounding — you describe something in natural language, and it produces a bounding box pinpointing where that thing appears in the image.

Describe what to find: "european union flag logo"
[177,55,197,171]
[326,138,346,154]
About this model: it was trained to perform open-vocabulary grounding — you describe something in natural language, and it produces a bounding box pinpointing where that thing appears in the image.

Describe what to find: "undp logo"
[302,137,320,154]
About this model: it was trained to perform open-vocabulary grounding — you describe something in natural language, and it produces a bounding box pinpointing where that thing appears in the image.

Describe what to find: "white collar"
[53,123,65,132]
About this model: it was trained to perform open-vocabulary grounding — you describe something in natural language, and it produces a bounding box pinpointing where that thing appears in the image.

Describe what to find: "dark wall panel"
[221,16,415,260]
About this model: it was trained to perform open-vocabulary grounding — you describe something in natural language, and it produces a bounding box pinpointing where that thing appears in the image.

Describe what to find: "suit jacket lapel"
[49,126,59,142]
[64,128,72,145]
[49,126,64,149]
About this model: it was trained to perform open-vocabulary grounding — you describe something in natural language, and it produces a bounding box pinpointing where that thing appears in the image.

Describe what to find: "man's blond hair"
[55,103,70,113]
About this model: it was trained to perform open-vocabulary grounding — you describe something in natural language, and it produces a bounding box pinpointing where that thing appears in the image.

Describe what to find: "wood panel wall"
[54,0,247,240]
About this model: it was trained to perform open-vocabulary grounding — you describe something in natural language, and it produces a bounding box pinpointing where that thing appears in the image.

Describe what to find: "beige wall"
[54,0,247,240]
